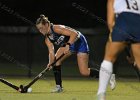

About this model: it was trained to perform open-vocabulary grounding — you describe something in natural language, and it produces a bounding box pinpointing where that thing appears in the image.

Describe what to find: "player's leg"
[97,42,126,100]
[125,46,140,81]
[51,47,72,93]
[131,43,140,70]
[105,41,116,90]
[77,52,99,77]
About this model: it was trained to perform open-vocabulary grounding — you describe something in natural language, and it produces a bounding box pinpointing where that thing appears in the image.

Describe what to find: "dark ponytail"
[36,14,50,25]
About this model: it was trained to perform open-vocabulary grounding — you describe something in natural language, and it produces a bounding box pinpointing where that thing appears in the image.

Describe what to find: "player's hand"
[47,63,53,70]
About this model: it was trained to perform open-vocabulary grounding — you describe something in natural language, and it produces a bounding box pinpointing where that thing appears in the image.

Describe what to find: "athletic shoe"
[97,93,106,100]
[51,85,63,93]
[109,74,116,90]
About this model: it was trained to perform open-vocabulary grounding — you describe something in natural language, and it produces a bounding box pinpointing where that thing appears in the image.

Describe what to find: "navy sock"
[53,65,62,87]
[89,68,99,78]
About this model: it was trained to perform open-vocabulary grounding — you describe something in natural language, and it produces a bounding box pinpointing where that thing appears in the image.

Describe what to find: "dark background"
[0,0,138,78]
[0,0,107,27]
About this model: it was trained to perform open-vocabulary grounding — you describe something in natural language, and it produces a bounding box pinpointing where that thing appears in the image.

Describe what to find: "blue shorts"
[70,32,89,53]
[112,12,140,43]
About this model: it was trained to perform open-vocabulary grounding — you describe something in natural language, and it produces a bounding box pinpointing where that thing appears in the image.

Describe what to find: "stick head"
[19,85,28,93]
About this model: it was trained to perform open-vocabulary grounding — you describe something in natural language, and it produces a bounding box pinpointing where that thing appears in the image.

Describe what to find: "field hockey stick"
[0,78,20,91]
[19,53,65,93]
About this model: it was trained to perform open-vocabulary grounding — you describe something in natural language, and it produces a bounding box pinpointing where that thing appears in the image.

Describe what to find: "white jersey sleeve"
[114,0,140,14]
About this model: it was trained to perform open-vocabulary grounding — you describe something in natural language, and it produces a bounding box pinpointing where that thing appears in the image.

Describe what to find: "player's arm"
[53,25,79,54]
[53,25,78,45]
[107,0,115,33]
[45,38,55,67]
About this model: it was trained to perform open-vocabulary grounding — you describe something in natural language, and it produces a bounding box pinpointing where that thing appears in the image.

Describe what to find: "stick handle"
[0,78,19,91]
[25,53,65,88]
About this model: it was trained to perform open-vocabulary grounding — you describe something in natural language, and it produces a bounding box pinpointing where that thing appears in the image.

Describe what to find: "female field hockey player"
[97,0,140,99]
[36,14,99,93]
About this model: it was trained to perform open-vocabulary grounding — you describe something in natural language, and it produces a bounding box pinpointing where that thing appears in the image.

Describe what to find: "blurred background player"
[97,0,140,100]
[36,14,99,93]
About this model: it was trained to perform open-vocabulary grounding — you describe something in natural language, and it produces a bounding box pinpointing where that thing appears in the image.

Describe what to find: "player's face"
[36,23,49,35]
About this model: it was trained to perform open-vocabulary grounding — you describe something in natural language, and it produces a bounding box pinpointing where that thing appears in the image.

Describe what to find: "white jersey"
[114,0,140,14]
